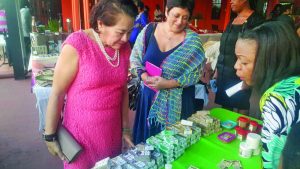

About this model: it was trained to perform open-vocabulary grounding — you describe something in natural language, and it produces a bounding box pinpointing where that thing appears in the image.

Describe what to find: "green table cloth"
[172,108,263,169]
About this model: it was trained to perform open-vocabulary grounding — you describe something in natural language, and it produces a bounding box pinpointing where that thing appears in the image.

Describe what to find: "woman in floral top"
[234,21,300,169]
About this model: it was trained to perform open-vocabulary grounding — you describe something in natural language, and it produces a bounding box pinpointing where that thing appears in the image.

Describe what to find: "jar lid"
[246,133,261,141]
[238,116,250,123]
[249,121,259,126]
[235,126,242,131]
[237,128,248,135]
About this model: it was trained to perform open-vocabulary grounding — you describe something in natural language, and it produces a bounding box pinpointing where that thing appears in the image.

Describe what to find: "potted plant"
[47,19,59,32]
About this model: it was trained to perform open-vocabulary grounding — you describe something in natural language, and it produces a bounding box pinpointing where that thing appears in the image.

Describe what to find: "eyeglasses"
[169,13,189,23]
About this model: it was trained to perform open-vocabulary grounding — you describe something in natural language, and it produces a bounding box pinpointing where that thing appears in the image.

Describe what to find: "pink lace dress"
[62,31,130,169]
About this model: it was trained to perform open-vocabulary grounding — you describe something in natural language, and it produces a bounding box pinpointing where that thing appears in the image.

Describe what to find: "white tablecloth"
[199,33,222,44]
[32,84,52,131]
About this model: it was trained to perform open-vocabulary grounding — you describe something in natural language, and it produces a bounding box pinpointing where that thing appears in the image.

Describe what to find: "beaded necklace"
[92,29,120,67]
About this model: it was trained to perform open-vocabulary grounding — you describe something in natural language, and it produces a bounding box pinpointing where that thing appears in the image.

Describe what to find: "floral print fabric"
[260,76,300,169]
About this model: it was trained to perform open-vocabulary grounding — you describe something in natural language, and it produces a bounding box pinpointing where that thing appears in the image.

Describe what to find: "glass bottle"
[31,16,37,32]
[66,18,72,33]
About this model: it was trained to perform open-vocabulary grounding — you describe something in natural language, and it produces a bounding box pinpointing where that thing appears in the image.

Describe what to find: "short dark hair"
[166,0,195,18]
[282,122,300,169]
[238,21,300,95]
[90,0,138,31]
[137,1,144,10]
[271,4,284,18]
[282,3,292,12]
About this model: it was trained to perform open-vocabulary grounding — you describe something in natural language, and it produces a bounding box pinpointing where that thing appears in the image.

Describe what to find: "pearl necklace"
[92,29,120,67]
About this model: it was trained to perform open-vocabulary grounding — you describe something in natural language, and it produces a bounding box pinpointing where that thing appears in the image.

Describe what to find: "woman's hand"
[148,76,169,90]
[45,140,66,161]
[122,132,134,150]
[145,76,156,85]
[213,68,218,79]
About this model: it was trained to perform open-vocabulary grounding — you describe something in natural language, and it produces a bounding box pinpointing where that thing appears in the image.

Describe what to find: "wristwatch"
[42,133,58,142]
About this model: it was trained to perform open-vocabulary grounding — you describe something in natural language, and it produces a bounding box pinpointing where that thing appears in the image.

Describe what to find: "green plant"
[37,25,46,33]
[47,19,59,32]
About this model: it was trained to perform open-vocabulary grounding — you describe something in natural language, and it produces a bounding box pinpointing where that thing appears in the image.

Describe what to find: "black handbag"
[128,76,140,110]
[127,23,157,110]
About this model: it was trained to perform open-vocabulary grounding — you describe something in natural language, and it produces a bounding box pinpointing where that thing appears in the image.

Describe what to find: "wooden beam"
[83,0,90,29]
[71,0,81,31]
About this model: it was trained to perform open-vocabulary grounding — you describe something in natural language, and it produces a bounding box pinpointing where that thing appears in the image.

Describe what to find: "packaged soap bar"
[110,155,127,167]
[181,119,193,126]
[174,135,188,149]
[132,161,147,169]
[152,151,164,167]
[146,136,161,147]
[91,157,111,169]
[123,163,137,169]
[122,152,136,164]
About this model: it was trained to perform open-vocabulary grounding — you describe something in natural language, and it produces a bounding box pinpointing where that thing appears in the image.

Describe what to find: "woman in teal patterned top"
[234,21,300,169]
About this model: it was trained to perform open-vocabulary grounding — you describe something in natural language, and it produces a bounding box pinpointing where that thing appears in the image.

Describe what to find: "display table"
[32,84,52,131]
[172,108,262,169]
[199,33,222,44]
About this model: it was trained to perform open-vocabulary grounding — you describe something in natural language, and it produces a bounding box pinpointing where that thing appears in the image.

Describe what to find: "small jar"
[246,133,261,149]
[237,116,250,128]
[235,126,242,135]
[239,142,253,158]
[253,144,262,156]
[236,128,248,141]
[249,121,259,132]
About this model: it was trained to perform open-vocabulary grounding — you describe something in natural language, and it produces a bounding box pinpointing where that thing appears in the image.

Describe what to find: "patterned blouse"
[260,76,300,169]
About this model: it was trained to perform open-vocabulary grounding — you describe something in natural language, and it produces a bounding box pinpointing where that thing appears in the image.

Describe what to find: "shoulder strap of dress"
[144,22,157,55]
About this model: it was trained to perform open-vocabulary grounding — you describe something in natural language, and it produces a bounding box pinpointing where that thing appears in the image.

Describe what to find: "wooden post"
[71,0,81,31]
[83,0,90,29]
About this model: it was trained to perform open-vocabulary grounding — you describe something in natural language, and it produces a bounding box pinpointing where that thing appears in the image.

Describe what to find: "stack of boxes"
[188,111,222,136]
[102,143,164,169]
[92,111,224,169]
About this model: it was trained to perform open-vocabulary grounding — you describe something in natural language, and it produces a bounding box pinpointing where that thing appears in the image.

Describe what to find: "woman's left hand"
[148,76,168,90]
[123,132,134,150]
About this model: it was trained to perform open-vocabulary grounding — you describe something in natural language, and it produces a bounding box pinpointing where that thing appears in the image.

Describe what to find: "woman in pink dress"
[43,0,138,168]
